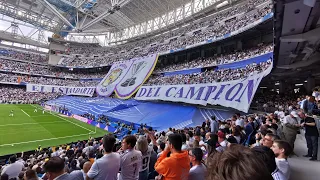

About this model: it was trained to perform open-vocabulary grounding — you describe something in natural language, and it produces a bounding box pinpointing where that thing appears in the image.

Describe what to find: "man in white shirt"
[87,134,120,180]
[235,113,244,127]
[271,140,292,180]
[1,155,24,179]
[216,131,228,152]
[83,142,94,156]
[51,147,60,157]
[119,135,142,180]
[188,148,206,180]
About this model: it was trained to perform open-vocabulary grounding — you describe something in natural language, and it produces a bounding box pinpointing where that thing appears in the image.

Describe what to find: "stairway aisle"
[289,134,320,180]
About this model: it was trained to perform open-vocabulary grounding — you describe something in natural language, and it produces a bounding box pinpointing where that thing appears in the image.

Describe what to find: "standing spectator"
[83,142,94,157]
[216,131,227,152]
[235,113,244,128]
[1,155,24,179]
[209,116,219,134]
[271,140,293,180]
[119,135,142,180]
[252,146,285,180]
[188,148,206,180]
[282,111,300,149]
[303,96,318,114]
[155,134,190,180]
[87,134,120,180]
[136,136,153,180]
[262,133,280,149]
[312,88,319,101]
[298,112,319,161]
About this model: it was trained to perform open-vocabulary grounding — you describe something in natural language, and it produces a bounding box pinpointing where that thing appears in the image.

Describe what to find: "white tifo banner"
[26,84,95,97]
[96,60,133,96]
[115,54,158,99]
[135,64,272,113]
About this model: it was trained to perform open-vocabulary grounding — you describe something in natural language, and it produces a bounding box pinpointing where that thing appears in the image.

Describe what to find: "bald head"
[83,161,92,173]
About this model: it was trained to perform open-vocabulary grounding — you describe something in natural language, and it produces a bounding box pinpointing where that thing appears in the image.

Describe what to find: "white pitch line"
[50,113,94,133]
[30,104,94,133]
[0,121,68,127]
[0,133,90,147]
[21,109,30,117]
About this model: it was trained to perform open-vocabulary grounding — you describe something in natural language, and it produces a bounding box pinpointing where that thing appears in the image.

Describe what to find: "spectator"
[1,155,24,179]
[43,157,83,180]
[136,136,153,180]
[252,146,285,180]
[262,133,280,149]
[298,112,319,161]
[188,148,206,180]
[271,140,293,180]
[24,169,39,180]
[216,131,227,152]
[155,133,190,180]
[303,96,318,114]
[282,111,300,149]
[235,113,244,127]
[209,116,219,134]
[206,144,273,180]
[87,134,120,180]
[119,135,142,180]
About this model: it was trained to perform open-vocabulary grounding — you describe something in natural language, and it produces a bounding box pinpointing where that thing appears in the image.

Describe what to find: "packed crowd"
[0,59,106,79]
[2,106,316,180]
[0,73,99,87]
[0,49,47,63]
[60,1,272,67]
[0,86,61,104]
[254,89,320,116]
[155,44,273,72]
[146,60,272,85]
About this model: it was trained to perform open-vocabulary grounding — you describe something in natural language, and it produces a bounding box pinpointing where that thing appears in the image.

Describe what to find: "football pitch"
[0,104,107,156]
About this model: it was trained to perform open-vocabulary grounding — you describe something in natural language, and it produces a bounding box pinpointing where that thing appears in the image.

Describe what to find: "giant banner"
[26,84,96,97]
[135,63,272,112]
[96,60,133,96]
[113,54,158,99]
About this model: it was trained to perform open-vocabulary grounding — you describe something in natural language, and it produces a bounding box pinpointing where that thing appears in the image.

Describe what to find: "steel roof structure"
[0,0,236,38]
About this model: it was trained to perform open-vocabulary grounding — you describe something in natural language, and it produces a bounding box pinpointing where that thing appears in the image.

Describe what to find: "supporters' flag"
[115,54,158,99]
[96,60,133,96]
[135,60,273,113]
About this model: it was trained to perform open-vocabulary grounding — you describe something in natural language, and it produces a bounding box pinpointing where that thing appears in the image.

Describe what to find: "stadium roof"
[0,0,233,37]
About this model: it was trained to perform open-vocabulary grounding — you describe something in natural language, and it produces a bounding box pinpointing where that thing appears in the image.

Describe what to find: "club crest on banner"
[115,54,158,99]
[96,61,133,96]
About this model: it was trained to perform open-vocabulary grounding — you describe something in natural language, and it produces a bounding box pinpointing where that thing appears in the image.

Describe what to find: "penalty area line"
[21,109,30,117]
[0,133,90,147]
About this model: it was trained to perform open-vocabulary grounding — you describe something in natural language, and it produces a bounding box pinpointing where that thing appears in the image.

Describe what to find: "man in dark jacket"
[298,112,319,161]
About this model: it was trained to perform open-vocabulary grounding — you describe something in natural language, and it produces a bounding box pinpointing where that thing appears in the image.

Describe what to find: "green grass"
[0,104,108,156]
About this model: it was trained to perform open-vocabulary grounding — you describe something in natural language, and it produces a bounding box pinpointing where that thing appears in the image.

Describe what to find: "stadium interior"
[0,0,320,180]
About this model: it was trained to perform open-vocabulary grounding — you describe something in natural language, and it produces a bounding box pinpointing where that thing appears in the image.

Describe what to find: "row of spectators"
[0,49,47,63]
[0,73,99,87]
[0,59,106,79]
[0,86,61,104]
[146,59,272,85]
[0,108,303,180]
[155,43,273,72]
[60,1,272,67]
[0,42,272,82]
